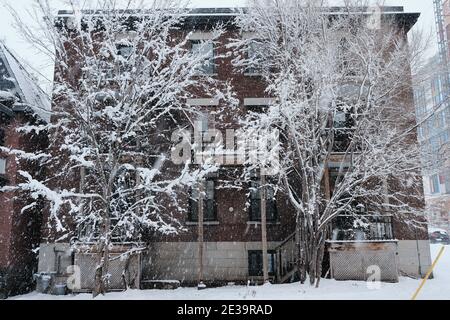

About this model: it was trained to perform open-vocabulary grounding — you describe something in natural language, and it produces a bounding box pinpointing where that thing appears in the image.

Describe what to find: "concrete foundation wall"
[37,240,434,283]
[144,241,280,283]
[397,240,432,278]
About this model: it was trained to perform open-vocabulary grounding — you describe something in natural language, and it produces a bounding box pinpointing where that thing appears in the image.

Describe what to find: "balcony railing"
[331,215,394,241]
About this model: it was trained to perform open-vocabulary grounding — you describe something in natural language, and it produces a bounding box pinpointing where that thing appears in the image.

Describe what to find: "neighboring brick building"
[0,43,50,298]
[35,7,432,291]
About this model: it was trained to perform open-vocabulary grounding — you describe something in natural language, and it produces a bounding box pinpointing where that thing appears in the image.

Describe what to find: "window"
[0,128,5,175]
[332,215,394,241]
[197,112,210,133]
[246,105,269,115]
[109,169,138,241]
[431,76,443,107]
[246,41,263,74]
[248,250,276,277]
[445,172,450,195]
[328,166,351,196]
[0,128,5,146]
[249,180,277,222]
[191,40,215,74]
[430,174,440,194]
[0,158,6,175]
[439,131,449,145]
[115,44,134,76]
[117,45,133,59]
[193,112,217,163]
[414,87,426,118]
[189,179,217,222]
[244,98,274,114]
[444,107,449,126]
[0,58,15,90]
[334,110,347,128]
[417,125,424,139]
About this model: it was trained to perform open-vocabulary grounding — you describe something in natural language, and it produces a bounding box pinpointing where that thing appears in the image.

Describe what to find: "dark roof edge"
[56,7,419,32]
[57,6,408,16]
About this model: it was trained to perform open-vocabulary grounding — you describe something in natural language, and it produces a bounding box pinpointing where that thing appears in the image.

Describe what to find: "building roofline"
[56,6,419,32]
[57,6,409,16]
[0,42,51,123]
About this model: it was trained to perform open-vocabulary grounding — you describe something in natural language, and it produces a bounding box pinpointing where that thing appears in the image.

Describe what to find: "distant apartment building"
[413,0,450,232]
[413,55,450,232]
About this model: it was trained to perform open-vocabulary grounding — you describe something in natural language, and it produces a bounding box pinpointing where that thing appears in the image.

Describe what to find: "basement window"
[248,250,276,277]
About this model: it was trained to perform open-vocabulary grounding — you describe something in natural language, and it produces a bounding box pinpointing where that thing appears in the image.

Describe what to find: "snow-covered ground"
[10,244,450,300]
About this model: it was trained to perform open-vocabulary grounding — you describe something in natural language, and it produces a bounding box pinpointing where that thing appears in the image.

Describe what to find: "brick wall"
[0,112,46,298]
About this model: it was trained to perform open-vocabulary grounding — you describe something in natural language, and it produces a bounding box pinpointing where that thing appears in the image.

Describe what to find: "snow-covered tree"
[4,0,233,296]
[231,0,427,286]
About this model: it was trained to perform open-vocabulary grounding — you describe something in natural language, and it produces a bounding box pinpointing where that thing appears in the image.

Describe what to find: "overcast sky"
[0,0,439,92]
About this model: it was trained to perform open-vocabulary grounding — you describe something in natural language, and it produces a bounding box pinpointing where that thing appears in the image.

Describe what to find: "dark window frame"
[116,44,134,59]
[188,179,217,222]
[190,40,215,75]
[249,180,278,222]
[245,40,264,75]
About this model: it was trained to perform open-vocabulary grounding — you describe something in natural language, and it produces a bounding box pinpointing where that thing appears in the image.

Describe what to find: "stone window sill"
[247,221,281,225]
[185,221,220,226]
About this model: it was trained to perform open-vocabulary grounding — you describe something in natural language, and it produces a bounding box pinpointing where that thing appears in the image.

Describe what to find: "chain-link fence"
[73,250,142,292]
[329,241,399,282]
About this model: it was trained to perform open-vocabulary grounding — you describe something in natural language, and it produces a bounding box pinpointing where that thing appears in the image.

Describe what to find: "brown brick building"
[0,43,50,298]
[35,7,433,291]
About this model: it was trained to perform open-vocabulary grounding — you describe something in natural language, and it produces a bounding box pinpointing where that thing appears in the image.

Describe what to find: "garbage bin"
[34,273,53,293]
[52,284,67,295]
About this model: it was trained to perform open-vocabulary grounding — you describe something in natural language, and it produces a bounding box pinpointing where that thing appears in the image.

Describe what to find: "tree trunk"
[93,201,111,297]
[296,213,307,284]
[93,239,109,297]
[121,253,131,290]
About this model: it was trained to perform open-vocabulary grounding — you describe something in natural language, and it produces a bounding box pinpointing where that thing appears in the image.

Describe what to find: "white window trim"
[244,72,263,77]
[244,98,275,106]
[187,98,219,106]
[188,32,215,40]
[242,32,257,40]
[185,221,219,226]
[115,32,138,41]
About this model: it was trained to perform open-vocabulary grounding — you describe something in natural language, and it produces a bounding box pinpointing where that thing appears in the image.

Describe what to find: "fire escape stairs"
[274,232,298,284]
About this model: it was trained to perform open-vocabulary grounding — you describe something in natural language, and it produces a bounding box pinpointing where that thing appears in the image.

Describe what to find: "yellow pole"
[411,246,445,300]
